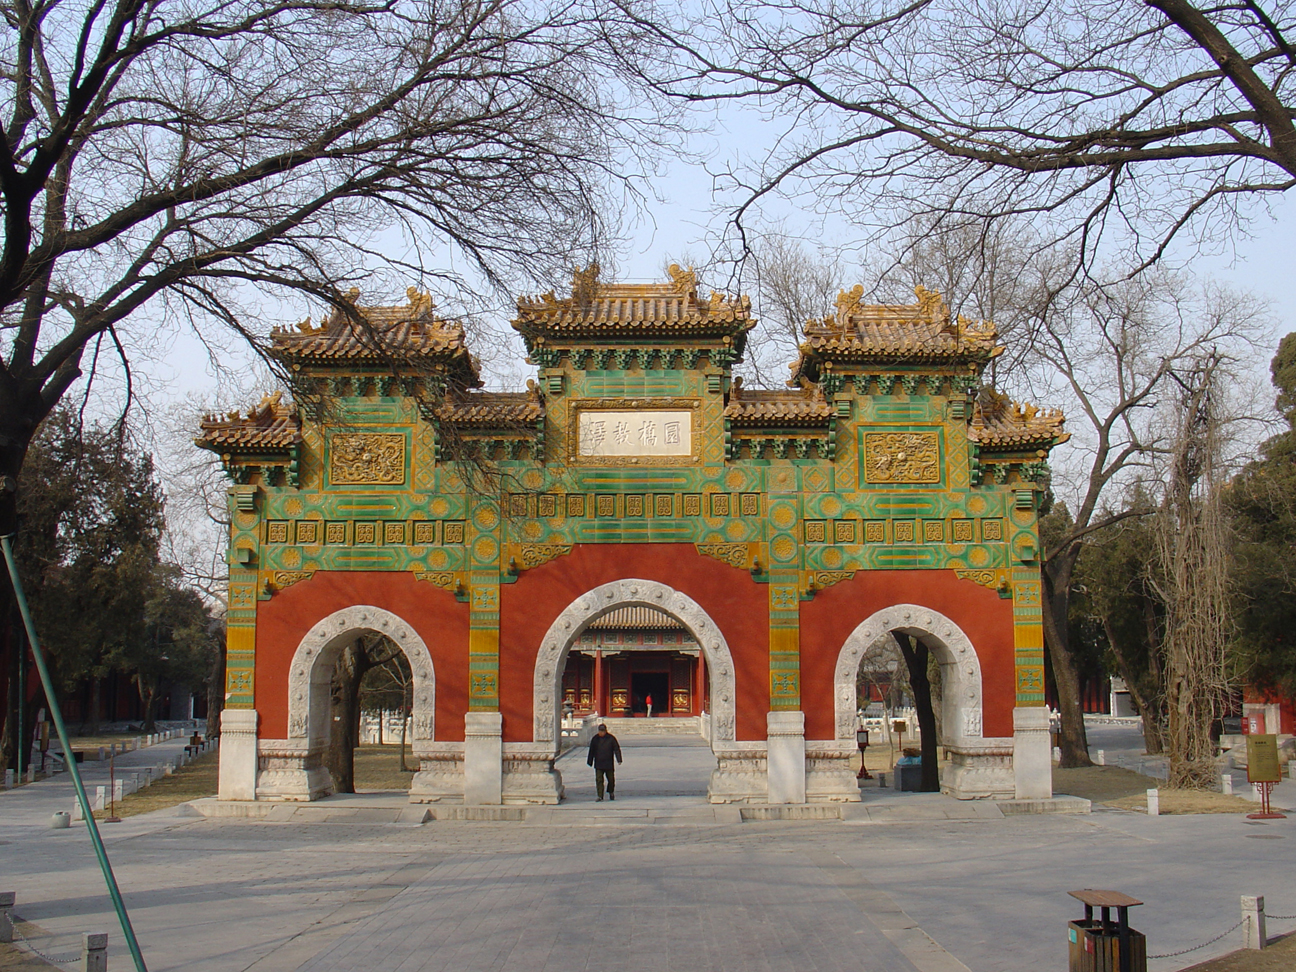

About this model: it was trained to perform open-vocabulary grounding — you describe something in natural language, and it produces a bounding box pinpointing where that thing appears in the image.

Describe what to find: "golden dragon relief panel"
[862,431,940,484]
[330,433,406,485]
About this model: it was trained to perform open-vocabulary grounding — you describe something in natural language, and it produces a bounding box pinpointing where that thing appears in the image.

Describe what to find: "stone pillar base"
[502,750,565,805]
[942,742,1014,799]
[805,746,862,803]
[409,750,465,803]
[1013,706,1053,799]
[464,712,504,805]
[766,711,807,804]
[255,742,331,801]
[708,749,768,803]
[218,709,259,801]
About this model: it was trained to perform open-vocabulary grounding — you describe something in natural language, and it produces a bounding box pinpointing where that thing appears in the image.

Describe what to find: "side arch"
[531,578,738,750]
[833,603,984,748]
[286,604,436,750]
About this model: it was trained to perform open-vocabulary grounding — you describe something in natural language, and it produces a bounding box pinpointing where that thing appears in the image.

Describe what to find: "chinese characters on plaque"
[577,410,692,458]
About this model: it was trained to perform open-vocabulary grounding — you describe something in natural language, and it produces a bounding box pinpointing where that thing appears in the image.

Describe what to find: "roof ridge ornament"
[667,263,696,296]
[837,284,865,321]
[405,286,435,317]
[571,263,600,305]
[914,285,946,320]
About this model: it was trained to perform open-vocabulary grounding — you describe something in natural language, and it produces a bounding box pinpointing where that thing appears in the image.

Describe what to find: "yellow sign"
[1247,734,1282,784]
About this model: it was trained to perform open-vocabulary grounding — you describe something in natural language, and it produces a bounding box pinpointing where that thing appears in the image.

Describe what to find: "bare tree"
[1152,354,1235,788]
[745,233,842,386]
[862,215,1268,765]
[0,0,674,533]
[648,0,1296,272]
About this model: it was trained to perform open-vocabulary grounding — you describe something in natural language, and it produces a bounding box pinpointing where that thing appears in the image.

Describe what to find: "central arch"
[530,578,758,803]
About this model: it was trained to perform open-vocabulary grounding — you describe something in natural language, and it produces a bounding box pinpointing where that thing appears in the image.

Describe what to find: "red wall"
[799,571,1016,739]
[254,572,471,740]
[251,557,1017,745]
[499,544,769,742]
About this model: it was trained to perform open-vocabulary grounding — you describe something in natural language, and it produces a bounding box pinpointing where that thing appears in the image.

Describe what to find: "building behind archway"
[198,268,1068,804]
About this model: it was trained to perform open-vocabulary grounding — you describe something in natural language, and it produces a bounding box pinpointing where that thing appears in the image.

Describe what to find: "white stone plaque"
[577,410,692,457]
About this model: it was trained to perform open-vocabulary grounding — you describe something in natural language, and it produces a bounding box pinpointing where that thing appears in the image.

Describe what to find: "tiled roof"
[437,388,543,428]
[798,285,1002,363]
[196,391,302,453]
[513,265,755,338]
[270,288,480,383]
[970,393,1069,452]
[587,606,685,630]
[723,382,833,427]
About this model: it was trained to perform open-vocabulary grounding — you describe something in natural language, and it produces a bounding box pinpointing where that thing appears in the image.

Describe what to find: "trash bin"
[1067,890,1146,972]
[895,755,922,792]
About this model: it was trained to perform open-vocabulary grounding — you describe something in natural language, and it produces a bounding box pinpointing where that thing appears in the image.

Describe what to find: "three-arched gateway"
[205,267,1067,806]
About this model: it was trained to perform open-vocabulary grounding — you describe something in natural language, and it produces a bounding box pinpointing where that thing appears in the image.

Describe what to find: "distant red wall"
[499,544,768,742]
[254,571,471,740]
[799,571,1016,739]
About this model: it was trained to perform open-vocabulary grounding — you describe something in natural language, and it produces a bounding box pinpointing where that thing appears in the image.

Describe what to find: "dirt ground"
[0,921,67,970]
[84,744,418,818]
[352,743,417,790]
[93,751,219,819]
[1181,932,1296,971]
[1054,765,1259,814]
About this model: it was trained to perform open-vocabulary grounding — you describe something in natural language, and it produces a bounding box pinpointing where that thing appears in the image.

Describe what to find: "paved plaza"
[3,729,1295,971]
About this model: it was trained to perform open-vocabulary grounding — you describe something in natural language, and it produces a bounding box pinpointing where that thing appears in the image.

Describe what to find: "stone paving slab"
[291,828,937,972]
[7,730,1296,972]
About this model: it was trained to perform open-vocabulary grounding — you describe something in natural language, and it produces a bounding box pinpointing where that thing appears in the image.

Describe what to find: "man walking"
[587,723,622,801]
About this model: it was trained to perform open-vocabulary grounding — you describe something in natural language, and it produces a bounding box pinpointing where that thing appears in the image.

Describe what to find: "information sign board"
[1246,733,1282,784]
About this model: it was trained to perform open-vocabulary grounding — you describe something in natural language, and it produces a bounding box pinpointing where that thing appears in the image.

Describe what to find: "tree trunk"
[1,614,18,772]
[326,640,369,793]
[140,681,157,733]
[895,633,940,792]
[1042,555,1092,767]
[207,641,225,738]
[1101,615,1164,754]
[399,708,410,773]
[87,675,102,735]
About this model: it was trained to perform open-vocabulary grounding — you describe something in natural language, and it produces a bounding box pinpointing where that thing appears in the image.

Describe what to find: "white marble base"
[766,711,807,805]
[1013,706,1053,799]
[804,744,863,803]
[409,748,465,803]
[217,709,259,801]
[463,712,504,805]
[255,741,332,801]
[502,748,566,805]
[708,748,768,803]
[942,741,1015,799]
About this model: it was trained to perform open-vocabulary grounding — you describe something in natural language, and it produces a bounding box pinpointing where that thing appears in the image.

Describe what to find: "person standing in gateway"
[587,723,622,801]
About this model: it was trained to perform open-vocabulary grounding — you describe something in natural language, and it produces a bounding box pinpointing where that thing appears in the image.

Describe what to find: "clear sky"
[126,130,1296,419]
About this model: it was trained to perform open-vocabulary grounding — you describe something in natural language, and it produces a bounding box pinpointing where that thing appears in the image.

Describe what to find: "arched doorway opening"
[527,579,764,804]
[826,604,1013,800]
[258,606,439,801]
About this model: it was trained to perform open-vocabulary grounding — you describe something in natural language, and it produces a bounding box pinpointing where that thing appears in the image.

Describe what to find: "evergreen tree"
[1229,334,1296,699]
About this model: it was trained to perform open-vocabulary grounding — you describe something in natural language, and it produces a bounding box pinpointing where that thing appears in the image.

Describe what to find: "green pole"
[2,535,149,972]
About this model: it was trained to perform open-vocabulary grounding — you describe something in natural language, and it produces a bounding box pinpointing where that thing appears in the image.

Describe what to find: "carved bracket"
[413,570,469,599]
[954,568,1012,598]
[804,570,856,597]
[695,542,754,570]
[506,542,574,573]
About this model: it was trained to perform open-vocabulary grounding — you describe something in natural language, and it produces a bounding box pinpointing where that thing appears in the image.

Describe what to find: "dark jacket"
[587,732,622,769]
